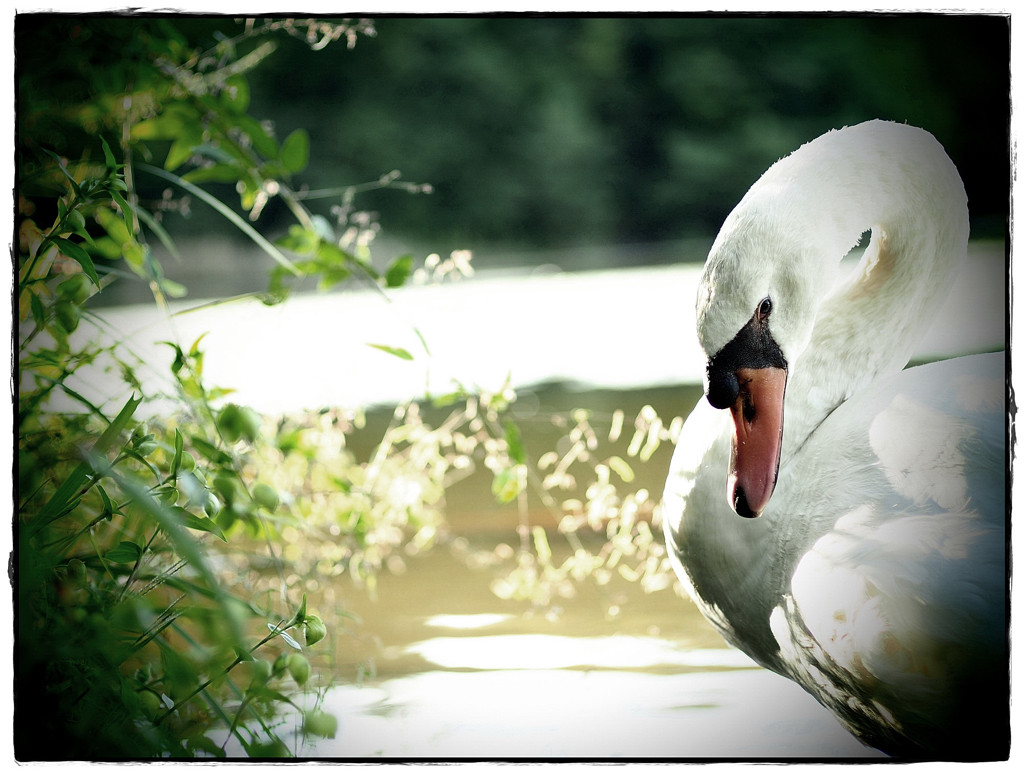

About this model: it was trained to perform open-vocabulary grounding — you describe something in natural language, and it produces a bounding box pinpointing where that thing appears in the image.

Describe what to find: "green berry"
[287,653,311,686]
[304,615,327,646]
[252,482,279,511]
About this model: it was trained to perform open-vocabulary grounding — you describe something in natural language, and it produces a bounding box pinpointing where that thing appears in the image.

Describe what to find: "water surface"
[292,537,885,759]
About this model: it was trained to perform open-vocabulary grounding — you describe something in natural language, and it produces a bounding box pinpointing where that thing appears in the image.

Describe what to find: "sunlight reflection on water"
[423,613,513,630]
[306,660,884,759]
[407,631,756,671]
[58,243,1002,417]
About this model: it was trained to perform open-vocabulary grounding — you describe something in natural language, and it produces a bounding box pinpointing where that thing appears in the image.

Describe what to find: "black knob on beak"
[706,367,739,409]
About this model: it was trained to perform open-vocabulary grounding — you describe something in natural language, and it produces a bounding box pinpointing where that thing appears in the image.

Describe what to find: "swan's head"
[695,192,832,519]
[692,119,968,520]
[698,184,834,364]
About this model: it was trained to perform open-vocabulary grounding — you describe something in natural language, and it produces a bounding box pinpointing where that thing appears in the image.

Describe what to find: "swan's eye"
[757,297,773,320]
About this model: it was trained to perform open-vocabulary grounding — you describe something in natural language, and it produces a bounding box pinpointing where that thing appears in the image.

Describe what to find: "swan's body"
[662,120,1007,759]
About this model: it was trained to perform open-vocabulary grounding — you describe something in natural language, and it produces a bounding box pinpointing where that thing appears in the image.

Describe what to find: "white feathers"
[662,121,1005,757]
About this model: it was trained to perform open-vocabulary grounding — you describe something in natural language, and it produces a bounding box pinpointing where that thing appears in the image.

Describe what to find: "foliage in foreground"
[16,17,381,758]
[15,16,681,760]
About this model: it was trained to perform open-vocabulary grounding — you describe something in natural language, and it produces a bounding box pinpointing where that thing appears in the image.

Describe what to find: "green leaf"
[280,129,310,174]
[314,240,353,267]
[188,333,208,360]
[182,162,244,185]
[157,277,188,299]
[106,540,143,564]
[414,326,432,357]
[97,484,117,519]
[275,224,320,255]
[236,113,278,159]
[503,420,527,465]
[108,190,135,237]
[282,593,307,628]
[220,74,250,114]
[41,148,83,198]
[164,138,198,172]
[311,241,356,289]
[189,435,232,466]
[384,254,414,288]
[246,685,295,706]
[189,141,238,167]
[170,506,227,542]
[317,266,350,291]
[95,206,131,244]
[303,709,338,739]
[166,342,185,375]
[170,429,184,476]
[53,238,101,287]
[57,384,107,422]
[130,103,193,141]
[491,466,521,504]
[29,292,45,329]
[99,136,118,171]
[368,343,414,361]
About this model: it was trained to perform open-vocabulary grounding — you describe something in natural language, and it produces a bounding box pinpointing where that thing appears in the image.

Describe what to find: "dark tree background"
[243,15,1009,256]
[19,13,1010,270]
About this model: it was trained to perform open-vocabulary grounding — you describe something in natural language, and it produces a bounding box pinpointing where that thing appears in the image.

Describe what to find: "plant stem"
[152,617,298,726]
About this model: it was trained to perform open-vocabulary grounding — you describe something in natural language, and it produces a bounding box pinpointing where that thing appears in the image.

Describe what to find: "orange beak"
[726,366,786,518]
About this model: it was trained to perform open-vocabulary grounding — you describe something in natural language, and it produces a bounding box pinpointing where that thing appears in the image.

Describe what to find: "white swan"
[662,120,1007,759]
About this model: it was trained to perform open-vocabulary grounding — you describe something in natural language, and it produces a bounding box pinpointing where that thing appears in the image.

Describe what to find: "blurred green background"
[242,15,1009,258]
[20,13,1010,275]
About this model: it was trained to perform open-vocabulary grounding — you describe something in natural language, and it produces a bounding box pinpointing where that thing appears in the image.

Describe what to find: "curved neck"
[774,122,969,450]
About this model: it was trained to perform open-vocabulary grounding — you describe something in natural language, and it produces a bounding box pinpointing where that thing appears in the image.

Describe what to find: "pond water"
[298,536,885,759]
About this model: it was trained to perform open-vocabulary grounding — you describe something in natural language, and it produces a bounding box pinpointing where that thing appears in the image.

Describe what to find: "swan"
[661,120,1007,759]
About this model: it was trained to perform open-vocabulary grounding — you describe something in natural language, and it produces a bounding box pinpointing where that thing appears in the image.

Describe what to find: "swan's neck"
[769,123,969,450]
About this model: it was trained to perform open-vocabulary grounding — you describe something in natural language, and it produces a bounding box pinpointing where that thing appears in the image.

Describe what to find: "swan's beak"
[726,366,786,518]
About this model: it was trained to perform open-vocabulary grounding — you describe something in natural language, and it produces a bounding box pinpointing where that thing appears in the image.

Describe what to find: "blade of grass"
[33,394,142,531]
[139,164,301,276]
